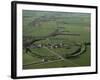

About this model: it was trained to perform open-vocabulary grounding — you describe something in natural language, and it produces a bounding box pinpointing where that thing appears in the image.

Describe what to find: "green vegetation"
[23,10,91,69]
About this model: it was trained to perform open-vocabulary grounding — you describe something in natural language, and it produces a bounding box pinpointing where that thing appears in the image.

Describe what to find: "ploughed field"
[23,10,91,69]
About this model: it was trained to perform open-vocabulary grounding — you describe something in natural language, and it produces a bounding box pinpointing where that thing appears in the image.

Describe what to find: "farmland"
[22,10,91,69]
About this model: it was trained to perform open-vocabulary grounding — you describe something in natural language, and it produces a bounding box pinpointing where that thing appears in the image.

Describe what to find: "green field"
[22,10,91,69]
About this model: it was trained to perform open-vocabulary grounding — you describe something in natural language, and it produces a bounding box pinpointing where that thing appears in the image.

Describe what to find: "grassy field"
[22,10,91,69]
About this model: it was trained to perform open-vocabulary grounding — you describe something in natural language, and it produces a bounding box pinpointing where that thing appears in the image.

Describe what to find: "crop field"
[22,10,91,69]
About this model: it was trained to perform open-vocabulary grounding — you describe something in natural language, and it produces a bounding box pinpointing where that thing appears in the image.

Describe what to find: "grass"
[22,10,91,69]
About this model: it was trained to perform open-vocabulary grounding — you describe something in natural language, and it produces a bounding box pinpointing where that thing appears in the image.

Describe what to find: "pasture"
[22,10,91,69]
